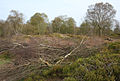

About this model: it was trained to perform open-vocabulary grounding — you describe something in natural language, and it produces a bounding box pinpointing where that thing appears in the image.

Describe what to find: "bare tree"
[86,2,116,36]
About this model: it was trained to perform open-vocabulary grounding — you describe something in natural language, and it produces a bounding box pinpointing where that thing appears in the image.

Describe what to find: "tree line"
[0,2,120,37]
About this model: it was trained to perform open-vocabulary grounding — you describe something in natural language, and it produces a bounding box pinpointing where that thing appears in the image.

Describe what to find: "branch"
[55,36,86,65]
[39,58,52,67]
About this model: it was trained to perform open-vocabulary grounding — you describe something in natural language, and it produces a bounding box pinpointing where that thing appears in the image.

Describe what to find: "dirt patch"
[84,36,105,48]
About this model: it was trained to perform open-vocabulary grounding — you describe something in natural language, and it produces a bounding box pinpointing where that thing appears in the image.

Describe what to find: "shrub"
[42,69,51,77]
[52,33,64,38]
[63,53,120,81]
[108,42,120,53]
[42,65,63,77]
[84,71,97,81]
[24,77,33,81]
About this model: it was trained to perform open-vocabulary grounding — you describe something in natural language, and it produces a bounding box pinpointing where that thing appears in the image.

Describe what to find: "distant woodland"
[0,2,120,38]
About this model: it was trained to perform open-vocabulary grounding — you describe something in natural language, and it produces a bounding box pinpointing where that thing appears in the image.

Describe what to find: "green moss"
[0,59,11,65]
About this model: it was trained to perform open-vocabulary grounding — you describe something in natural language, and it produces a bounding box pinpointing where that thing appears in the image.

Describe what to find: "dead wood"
[55,36,86,65]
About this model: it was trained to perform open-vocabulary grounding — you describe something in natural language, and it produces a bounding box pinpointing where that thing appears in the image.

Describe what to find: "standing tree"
[79,21,91,35]
[0,20,5,37]
[30,13,48,35]
[59,15,69,34]
[52,16,64,33]
[52,16,76,34]
[86,2,116,36]
[114,20,120,34]
[66,17,76,34]
[6,10,24,36]
[22,22,36,35]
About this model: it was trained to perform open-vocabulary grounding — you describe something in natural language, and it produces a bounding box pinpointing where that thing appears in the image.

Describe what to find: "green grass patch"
[0,59,11,65]
[0,51,12,65]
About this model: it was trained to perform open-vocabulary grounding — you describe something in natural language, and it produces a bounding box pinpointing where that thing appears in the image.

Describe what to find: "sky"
[0,0,120,26]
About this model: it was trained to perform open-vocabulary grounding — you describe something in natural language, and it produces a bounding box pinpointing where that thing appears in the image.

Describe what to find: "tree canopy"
[86,2,116,36]
[30,13,49,34]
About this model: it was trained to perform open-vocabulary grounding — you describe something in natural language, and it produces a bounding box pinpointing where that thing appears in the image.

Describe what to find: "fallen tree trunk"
[55,36,86,65]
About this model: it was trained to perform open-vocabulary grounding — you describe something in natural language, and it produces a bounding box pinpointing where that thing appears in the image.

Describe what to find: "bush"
[108,42,120,53]
[42,65,63,77]
[63,53,120,81]
[24,77,33,81]
[42,69,51,77]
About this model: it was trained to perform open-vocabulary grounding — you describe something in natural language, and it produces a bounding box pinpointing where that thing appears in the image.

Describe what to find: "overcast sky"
[0,0,120,26]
